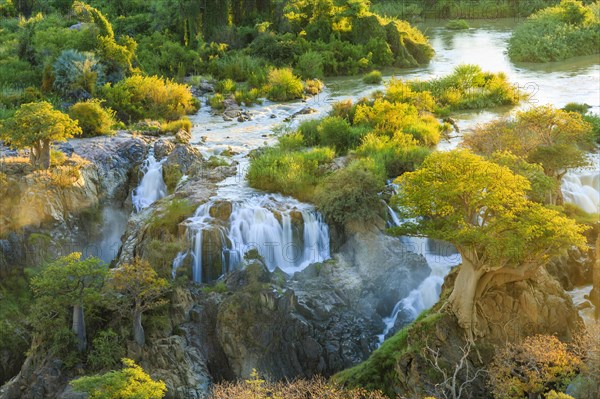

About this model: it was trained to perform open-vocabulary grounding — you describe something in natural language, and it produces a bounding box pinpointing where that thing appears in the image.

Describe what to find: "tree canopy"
[0,101,81,169]
[392,150,587,337]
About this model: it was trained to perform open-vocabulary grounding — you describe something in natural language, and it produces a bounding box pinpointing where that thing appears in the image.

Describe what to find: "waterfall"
[132,150,167,212]
[378,206,461,344]
[183,195,330,283]
[562,170,600,214]
[171,251,188,279]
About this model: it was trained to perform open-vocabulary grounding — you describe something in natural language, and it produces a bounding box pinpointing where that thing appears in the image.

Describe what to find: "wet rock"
[209,201,232,222]
[154,139,175,160]
[175,129,191,144]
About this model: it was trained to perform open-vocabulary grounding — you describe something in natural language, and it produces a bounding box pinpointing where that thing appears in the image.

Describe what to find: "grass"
[147,199,196,237]
[508,0,600,62]
[247,146,335,202]
[160,117,192,134]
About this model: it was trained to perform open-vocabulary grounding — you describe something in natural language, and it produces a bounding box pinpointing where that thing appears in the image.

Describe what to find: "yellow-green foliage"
[356,132,431,178]
[162,163,183,193]
[363,70,382,84]
[101,75,197,122]
[247,146,335,202]
[354,100,441,146]
[68,100,116,137]
[408,64,521,111]
[160,117,191,134]
[304,78,324,95]
[208,93,225,110]
[266,68,304,101]
[509,0,600,62]
[70,358,167,399]
[446,19,470,30]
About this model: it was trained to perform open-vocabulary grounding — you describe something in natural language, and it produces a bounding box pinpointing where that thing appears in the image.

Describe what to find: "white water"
[378,206,462,344]
[132,150,167,212]
[178,194,330,282]
[561,154,600,214]
[567,285,596,328]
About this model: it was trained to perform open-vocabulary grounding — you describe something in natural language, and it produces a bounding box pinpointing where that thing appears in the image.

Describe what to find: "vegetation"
[446,19,470,30]
[464,105,593,204]
[109,258,169,346]
[392,150,587,338]
[68,99,116,137]
[30,253,108,353]
[314,159,386,226]
[508,0,600,62]
[266,68,304,102]
[101,75,197,122]
[0,101,81,169]
[408,64,521,111]
[489,335,581,399]
[363,70,383,84]
[70,358,167,399]
[211,369,387,399]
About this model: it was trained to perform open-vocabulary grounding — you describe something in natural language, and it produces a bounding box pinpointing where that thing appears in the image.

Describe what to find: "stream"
[122,19,599,342]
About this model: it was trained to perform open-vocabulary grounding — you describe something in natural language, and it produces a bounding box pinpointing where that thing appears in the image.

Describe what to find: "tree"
[463,105,593,204]
[70,358,167,399]
[488,335,581,399]
[0,102,81,169]
[393,150,587,338]
[109,258,169,346]
[30,252,108,352]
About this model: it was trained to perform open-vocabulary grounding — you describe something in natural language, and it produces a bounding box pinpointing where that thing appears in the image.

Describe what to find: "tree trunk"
[30,142,41,169]
[72,304,87,352]
[40,139,51,169]
[133,309,145,346]
[447,258,485,340]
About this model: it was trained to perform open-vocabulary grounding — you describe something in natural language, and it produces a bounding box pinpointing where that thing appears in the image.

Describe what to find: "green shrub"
[266,68,304,102]
[363,70,383,84]
[208,93,225,110]
[210,53,267,84]
[298,119,321,147]
[508,0,600,62]
[160,117,192,134]
[101,75,197,122]
[249,33,304,67]
[296,50,325,79]
[314,159,385,226]
[408,64,521,111]
[356,132,431,178]
[330,99,356,122]
[318,116,366,154]
[278,132,304,151]
[162,163,183,194]
[87,329,125,371]
[248,146,335,201]
[365,38,394,66]
[234,88,263,106]
[53,49,106,100]
[68,100,116,137]
[137,32,201,78]
[354,99,441,146]
[147,199,196,237]
[446,19,470,30]
[215,78,237,94]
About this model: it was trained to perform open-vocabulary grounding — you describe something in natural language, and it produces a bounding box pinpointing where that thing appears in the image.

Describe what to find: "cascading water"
[377,206,462,344]
[561,167,600,214]
[178,195,330,283]
[132,149,167,212]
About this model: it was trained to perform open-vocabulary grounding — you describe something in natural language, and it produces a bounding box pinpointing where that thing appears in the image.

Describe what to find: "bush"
[266,68,304,102]
[304,79,324,95]
[318,116,366,154]
[363,70,383,84]
[68,100,116,137]
[87,329,125,371]
[297,119,321,147]
[408,64,521,111]
[356,132,431,178]
[446,19,470,30]
[508,0,600,62]
[53,49,106,100]
[314,159,385,226]
[215,78,237,94]
[208,93,225,110]
[101,75,197,122]
[137,32,201,78]
[295,50,325,79]
[210,53,267,84]
[247,147,335,201]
